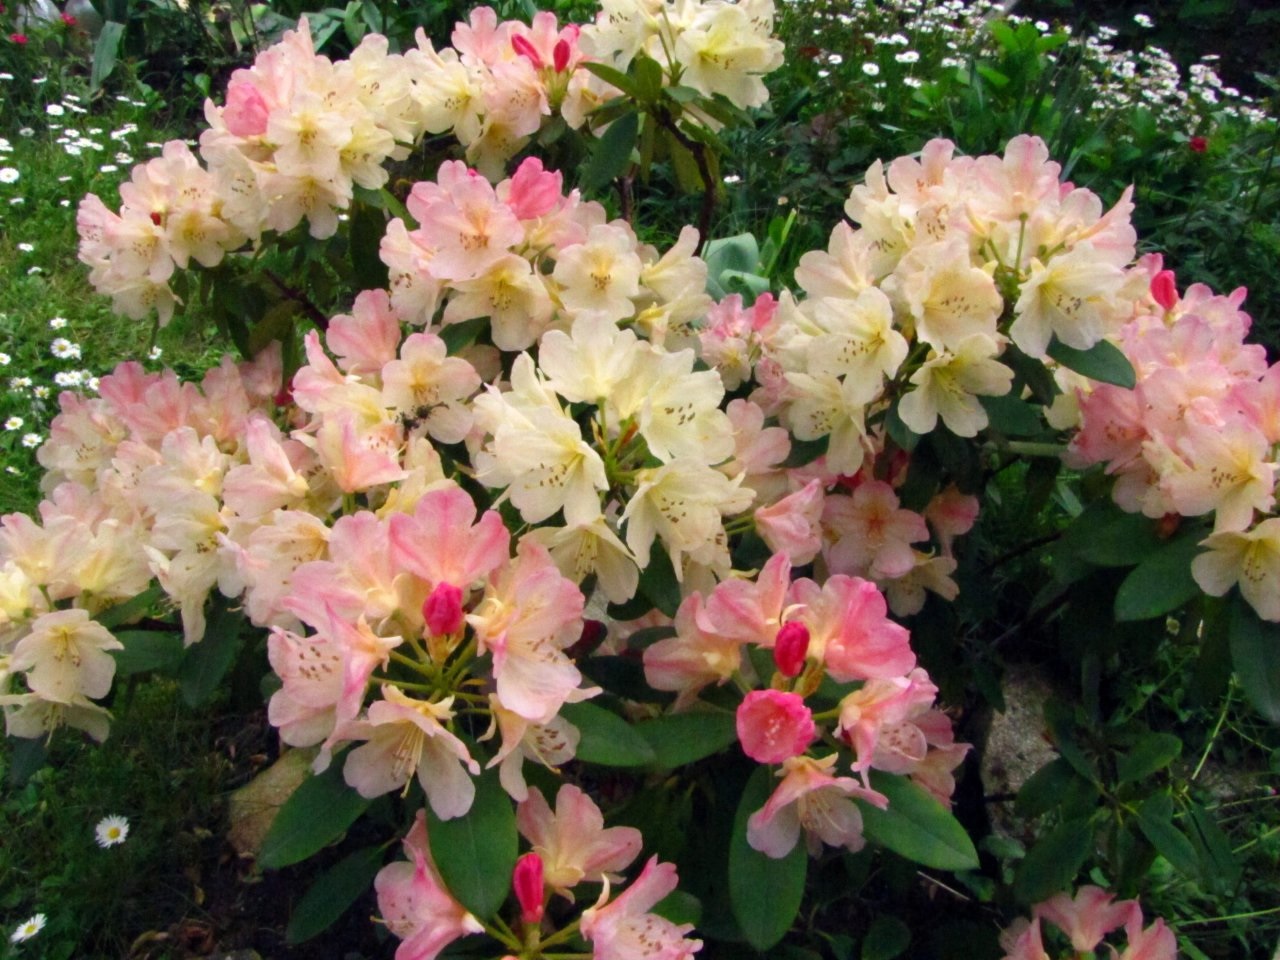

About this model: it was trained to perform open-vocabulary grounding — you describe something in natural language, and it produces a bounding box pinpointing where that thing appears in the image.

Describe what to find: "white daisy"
[10,914,46,943]
[95,814,130,848]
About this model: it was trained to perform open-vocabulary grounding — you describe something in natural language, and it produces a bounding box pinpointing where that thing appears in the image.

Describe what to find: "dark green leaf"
[349,202,389,291]
[1073,511,1164,568]
[884,400,921,454]
[1184,800,1241,889]
[1046,337,1136,389]
[286,845,385,944]
[862,916,911,960]
[1013,816,1093,903]
[653,889,702,927]
[1016,758,1083,819]
[427,767,517,920]
[6,737,46,787]
[1001,344,1058,405]
[729,766,807,950]
[1116,733,1182,784]
[637,546,682,618]
[111,631,185,677]
[636,712,738,769]
[95,585,164,628]
[1229,593,1280,723]
[560,701,656,767]
[859,772,979,872]
[178,596,246,707]
[439,317,488,356]
[980,395,1044,437]
[581,110,640,191]
[260,760,371,869]
[1114,531,1203,621]
[1135,794,1200,878]
[1043,699,1097,783]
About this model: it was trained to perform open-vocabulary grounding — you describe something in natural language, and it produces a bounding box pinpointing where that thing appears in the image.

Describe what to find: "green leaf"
[979,395,1044,437]
[1184,800,1241,889]
[95,585,164,628]
[703,233,761,299]
[1071,509,1164,568]
[858,772,979,872]
[729,766,807,950]
[862,916,911,960]
[91,21,126,91]
[560,701,656,767]
[178,596,247,707]
[653,889,702,927]
[427,767,517,920]
[1114,530,1203,621]
[1116,733,1182,784]
[1229,594,1280,723]
[636,712,738,769]
[259,760,371,869]
[285,845,384,944]
[637,546,682,618]
[349,202,389,291]
[1013,816,1093,903]
[1016,758,1085,819]
[111,631,184,677]
[581,110,640,192]
[581,61,640,98]
[1135,794,1200,878]
[633,54,664,102]
[1046,337,1136,389]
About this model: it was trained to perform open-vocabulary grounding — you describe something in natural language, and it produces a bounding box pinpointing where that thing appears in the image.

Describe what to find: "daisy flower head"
[95,814,129,847]
[0,167,18,184]
[5,416,24,430]
[50,338,81,360]
[10,913,46,943]
[21,433,42,448]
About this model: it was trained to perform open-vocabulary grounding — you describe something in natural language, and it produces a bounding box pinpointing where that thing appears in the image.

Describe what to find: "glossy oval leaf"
[427,767,517,920]
[1013,816,1093,903]
[582,110,639,191]
[637,712,738,769]
[560,701,657,767]
[859,772,979,872]
[1114,532,1203,622]
[259,760,371,869]
[1046,336,1136,389]
[111,631,184,677]
[1229,594,1280,723]
[285,845,385,944]
[729,765,807,951]
[178,596,246,707]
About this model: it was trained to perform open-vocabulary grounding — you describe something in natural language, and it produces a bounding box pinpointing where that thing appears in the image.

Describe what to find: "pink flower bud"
[1189,136,1208,153]
[423,582,464,636]
[511,34,544,69]
[553,38,571,72]
[773,622,810,678]
[1150,270,1178,312]
[513,852,545,925]
[736,690,816,764]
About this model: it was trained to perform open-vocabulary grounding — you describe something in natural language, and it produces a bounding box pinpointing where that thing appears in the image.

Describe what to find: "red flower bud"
[10,32,29,44]
[553,38,571,72]
[1150,269,1178,312]
[422,581,464,636]
[773,621,810,678]
[513,852,544,926]
[61,12,76,25]
[1189,136,1208,153]
[510,33,544,69]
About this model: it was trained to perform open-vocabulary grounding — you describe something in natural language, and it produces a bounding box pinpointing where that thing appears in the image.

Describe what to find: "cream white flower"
[10,914,46,943]
[95,814,130,847]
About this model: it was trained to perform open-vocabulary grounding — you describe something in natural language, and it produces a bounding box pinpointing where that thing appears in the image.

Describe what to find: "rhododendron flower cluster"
[1066,258,1280,621]
[647,551,967,857]
[75,0,785,324]
[1000,886,1177,960]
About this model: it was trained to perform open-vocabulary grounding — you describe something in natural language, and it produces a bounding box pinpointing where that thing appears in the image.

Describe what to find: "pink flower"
[1117,916,1177,960]
[9,33,28,45]
[580,857,702,959]
[516,784,642,898]
[736,690,816,763]
[1034,886,1140,952]
[422,582,465,637]
[1189,136,1209,153]
[755,480,825,565]
[513,852,545,925]
[746,755,887,858]
[792,575,916,683]
[375,812,484,960]
[772,621,810,677]
[1150,270,1179,312]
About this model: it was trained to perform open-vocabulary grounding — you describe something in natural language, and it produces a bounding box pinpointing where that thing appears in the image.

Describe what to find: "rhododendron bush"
[2,1,1276,956]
